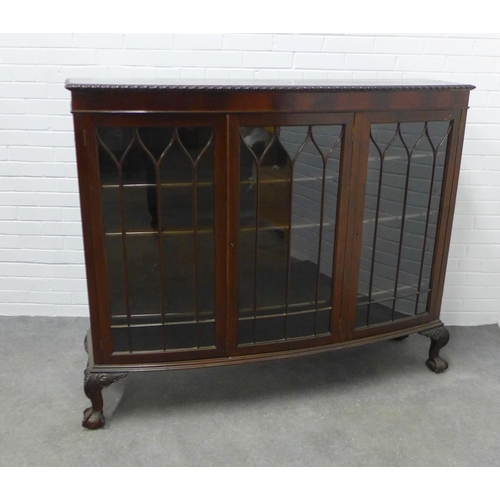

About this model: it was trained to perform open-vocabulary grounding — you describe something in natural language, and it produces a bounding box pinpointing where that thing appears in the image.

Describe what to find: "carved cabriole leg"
[83,369,128,429]
[419,325,450,374]
[82,329,127,429]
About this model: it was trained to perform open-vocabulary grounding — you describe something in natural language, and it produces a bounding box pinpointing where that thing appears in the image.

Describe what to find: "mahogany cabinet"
[66,79,473,429]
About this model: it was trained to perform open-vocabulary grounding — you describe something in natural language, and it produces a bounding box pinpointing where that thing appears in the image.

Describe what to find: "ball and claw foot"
[82,370,127,429]
[425,354,448,374]
[82,405,105,430]
[419,326,450,374]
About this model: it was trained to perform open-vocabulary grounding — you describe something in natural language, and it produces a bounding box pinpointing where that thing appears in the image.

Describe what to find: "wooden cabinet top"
[65,78,474,91]
[66,78,474,114]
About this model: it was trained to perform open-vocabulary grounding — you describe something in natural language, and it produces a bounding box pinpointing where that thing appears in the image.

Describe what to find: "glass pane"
[97,128,134,186]
[237,124,342,345]
[104,235,126,318]
[126,234,162,318]
[356,120,450,328]
[98,126,216,353]
[160,185,194,230]
[124,186,158,231]
[101,187,121,233]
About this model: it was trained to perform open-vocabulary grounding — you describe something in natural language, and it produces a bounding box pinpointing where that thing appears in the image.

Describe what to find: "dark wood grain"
[68,80,471,427]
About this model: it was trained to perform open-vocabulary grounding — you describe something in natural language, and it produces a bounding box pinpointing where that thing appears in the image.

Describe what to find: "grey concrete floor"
[0,316,499,466]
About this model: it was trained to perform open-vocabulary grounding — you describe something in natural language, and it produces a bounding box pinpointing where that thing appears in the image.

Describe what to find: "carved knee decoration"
[82,369,127,429]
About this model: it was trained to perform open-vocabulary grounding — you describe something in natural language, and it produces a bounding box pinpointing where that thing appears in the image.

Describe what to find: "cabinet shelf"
[362,209,438,225]
[239,175,338,186]
[110,314,215,328]
[239,303,331,318]
[238,222,333,232]
[356,286,431,306]
[237,209,436,233]
[101,181,214,189]
[367,152,435,163]
[104,228,214,236]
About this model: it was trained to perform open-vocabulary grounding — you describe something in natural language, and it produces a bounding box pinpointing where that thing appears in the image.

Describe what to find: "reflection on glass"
[97,126,216,353]
[238,124,343,345]
[355,120,450,329]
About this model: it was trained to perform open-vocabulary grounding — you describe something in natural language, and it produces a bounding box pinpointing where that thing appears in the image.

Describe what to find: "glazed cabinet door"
[76,114,227,364]
[227,113,354,355]
[345,109,464,340]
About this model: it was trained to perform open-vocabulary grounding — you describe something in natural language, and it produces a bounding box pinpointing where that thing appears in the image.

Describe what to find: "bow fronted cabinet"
[66,79,473,429]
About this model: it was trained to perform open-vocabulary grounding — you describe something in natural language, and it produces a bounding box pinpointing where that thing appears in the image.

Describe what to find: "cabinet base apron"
[82,323,449,429]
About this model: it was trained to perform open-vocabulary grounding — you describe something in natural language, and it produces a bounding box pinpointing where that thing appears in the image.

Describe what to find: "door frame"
[75,112,228,365]
[343,108,463,341]
[226,112,355,356]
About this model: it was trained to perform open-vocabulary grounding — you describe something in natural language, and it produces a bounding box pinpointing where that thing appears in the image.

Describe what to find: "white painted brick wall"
[0,33,499,325]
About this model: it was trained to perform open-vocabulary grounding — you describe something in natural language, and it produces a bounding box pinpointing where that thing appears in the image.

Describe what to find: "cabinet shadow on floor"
[107,334,433,423]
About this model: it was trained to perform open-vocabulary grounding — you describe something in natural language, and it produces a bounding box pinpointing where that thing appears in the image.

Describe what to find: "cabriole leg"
[419,325,450,374]
[83,369,127,429]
